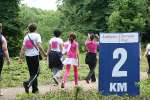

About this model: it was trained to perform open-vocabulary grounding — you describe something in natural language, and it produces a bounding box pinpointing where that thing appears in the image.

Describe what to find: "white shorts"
[63,58,78,66]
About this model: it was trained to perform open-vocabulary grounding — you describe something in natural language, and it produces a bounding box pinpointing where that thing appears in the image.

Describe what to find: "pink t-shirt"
[67,41,78,58]
[85,40,98,53]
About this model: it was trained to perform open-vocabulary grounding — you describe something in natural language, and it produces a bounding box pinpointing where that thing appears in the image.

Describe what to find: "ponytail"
[69,32,76,43]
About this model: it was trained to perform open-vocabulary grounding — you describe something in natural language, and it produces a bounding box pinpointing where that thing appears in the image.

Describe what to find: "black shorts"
[48,51,63,69]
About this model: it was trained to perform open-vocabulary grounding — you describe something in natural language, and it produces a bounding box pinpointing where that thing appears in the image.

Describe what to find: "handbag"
[28,35,43,60]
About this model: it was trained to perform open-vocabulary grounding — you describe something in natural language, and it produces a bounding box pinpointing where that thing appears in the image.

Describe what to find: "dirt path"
[0,80,97,100]
[0,72,148,100]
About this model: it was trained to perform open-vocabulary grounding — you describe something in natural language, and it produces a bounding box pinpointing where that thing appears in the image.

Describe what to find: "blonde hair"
[0,23,2,32]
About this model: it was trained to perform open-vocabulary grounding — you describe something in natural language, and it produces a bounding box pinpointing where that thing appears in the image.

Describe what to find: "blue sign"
[99,32,140,96]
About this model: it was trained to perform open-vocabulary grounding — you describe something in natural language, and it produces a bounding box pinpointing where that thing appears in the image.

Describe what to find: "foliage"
[107,0,148,33]
[58,0,150,42]
[0,0,22,56]
[19,5,62,49]
[107,11,122,32]
[57,0,111,33]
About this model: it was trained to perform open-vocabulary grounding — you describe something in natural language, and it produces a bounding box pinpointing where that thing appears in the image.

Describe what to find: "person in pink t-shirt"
[61,32,79,88]
[85,33,99,83]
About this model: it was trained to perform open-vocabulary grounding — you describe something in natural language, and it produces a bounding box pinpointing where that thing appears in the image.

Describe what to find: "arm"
[2,37,10,65]
[18,46,25,63]
[19,46,25,59]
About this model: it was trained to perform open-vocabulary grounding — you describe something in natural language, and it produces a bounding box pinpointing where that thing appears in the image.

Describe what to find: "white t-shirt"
[49,37,63,52]
[23,32,41,56]
[146,44,150,55]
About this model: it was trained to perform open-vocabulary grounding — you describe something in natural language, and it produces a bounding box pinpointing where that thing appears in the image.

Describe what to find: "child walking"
[47,30,63,85]
[85,33,98,83]
[61,32,79,88]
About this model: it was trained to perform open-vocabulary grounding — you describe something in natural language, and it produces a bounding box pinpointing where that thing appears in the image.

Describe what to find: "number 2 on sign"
[112,48,127,77]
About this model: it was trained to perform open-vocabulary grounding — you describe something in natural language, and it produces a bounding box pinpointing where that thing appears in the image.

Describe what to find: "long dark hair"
[69,32,76,43]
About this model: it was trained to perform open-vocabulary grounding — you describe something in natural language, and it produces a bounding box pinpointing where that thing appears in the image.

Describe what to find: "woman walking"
[85,33,98,83]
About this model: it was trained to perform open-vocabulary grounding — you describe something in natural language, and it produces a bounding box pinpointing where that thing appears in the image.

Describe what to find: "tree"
[0,0,22,56]
[107,0,149,33]
[58,0,111,33]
